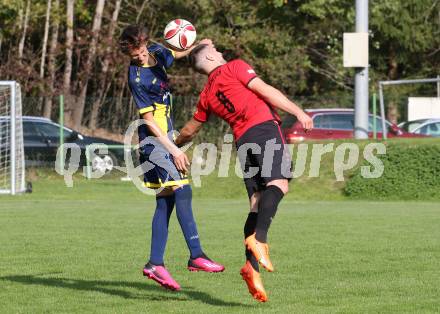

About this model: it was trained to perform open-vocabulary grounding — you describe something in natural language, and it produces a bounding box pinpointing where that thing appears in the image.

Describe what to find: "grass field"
[1,176,440,313]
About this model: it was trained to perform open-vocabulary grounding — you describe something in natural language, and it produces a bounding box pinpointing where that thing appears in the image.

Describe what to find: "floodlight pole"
[354,0,369,139]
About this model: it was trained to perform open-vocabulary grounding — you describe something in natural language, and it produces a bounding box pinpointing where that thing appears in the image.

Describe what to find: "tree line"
[0,0,438,134]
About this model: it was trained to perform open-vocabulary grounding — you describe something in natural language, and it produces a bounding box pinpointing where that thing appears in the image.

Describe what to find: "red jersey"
[193,59,280,140]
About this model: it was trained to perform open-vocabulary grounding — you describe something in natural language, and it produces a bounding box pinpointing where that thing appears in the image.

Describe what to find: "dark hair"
[189,44,209,73]
[119,25,149,55]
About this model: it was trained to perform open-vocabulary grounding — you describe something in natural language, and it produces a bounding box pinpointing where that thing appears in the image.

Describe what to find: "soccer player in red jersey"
[175,43,313,302]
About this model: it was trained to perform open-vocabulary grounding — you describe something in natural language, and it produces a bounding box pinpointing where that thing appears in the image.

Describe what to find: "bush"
[345,142,440,200]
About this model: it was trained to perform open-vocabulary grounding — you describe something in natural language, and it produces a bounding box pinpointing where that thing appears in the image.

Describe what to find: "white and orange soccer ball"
[163,19,197,50]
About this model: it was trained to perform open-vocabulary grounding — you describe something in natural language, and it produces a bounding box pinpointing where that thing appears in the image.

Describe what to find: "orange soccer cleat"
[244,233,274,272]
[240,261,268,302]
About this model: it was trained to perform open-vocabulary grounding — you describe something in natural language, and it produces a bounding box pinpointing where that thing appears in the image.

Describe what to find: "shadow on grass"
[1,274,248,307]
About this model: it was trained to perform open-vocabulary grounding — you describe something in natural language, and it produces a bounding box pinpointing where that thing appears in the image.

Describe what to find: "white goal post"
[0,81,26,195]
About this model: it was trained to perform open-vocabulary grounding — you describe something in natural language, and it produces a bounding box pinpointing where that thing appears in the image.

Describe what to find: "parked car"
[398,119,431,133]
[282,108,427,143]
[411,119,440,137]
[0,116,127,167]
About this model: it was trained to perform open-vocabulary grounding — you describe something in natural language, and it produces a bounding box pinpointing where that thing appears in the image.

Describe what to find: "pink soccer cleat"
[187,255,225,273]
[142,262,181,291]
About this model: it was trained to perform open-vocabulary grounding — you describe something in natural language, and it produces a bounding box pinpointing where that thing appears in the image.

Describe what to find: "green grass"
[1,177,440,313]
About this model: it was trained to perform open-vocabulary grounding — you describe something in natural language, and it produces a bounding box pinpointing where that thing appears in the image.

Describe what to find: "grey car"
[1,116,127,167]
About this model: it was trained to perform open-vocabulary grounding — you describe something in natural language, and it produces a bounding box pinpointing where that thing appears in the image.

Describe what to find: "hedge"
[345,142,440,200]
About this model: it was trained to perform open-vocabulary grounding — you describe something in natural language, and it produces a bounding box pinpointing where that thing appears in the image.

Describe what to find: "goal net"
[0,81,26,194]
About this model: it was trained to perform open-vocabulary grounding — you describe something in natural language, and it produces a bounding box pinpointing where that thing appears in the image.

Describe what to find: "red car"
[283,109,426,143]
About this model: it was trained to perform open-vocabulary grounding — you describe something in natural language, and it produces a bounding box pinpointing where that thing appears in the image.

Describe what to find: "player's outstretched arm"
[171,48,194,59]
[175,118,204,147]
[171,39,213,59]
[142,112,190,172]
[248,77,314,131]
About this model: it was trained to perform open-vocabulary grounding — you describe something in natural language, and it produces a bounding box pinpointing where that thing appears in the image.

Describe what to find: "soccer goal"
[0,81,26,195]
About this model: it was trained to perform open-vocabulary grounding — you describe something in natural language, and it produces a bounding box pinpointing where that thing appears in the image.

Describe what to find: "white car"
[398,119,431,133]
[411,119,440,137]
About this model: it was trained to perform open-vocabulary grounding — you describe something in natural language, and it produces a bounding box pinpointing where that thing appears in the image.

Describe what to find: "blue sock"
[174,185,203,259]
[149,194,175,265]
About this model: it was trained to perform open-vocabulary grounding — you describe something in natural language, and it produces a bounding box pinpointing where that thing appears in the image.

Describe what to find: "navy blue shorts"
[139,143,188,189]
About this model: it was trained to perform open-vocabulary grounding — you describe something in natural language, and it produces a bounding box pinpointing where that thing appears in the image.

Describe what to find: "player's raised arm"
[175,118,204,147]
[170,39,213,59]
[248,77,314,131]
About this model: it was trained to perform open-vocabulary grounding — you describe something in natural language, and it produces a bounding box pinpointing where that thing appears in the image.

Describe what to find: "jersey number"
[216,91,235,113]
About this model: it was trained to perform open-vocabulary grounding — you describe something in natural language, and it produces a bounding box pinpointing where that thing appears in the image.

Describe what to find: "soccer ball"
[164,19,196,50]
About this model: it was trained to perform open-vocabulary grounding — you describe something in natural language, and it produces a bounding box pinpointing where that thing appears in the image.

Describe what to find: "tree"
[63,0,75,126]
[43,0,60,118]
[40,0,52,78]
[18,0,30,62]
[88,0,122,129]
[0,0,438,134]
[71,0,106,129]
[370,0,440,80]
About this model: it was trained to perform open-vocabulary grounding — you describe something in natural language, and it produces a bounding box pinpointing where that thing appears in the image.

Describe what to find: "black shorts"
[236,120,292,198]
